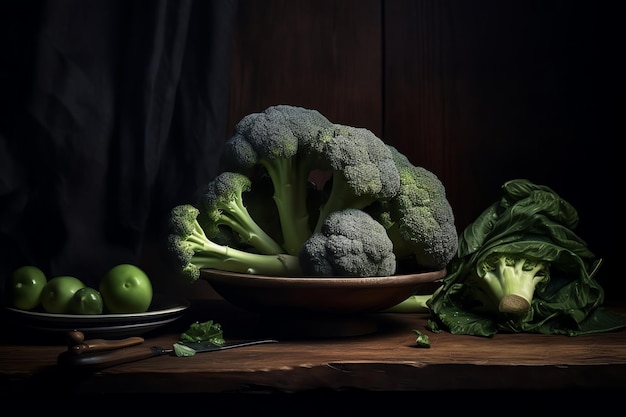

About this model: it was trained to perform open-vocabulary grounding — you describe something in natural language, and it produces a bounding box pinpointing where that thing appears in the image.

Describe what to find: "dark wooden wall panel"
[386,0,586,226]
[228,0,383,136]
[383,0,467,215]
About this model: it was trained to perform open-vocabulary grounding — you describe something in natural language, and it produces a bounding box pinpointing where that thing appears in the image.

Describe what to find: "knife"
[57,339,278,369]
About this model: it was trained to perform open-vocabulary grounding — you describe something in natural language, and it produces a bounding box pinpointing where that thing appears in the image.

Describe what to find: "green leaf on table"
[412,329,430,348]
[180,320,225,345]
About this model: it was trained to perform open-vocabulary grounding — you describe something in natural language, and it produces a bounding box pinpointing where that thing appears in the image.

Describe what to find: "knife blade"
[57,339,278,369]
[181,339,279,352]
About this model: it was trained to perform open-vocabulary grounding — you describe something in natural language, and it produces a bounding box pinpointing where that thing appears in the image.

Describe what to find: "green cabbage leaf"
[427,179,626,337]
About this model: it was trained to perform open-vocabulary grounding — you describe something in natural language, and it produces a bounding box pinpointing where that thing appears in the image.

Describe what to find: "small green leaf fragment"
[173,343,197,357]
[412,329,430,348]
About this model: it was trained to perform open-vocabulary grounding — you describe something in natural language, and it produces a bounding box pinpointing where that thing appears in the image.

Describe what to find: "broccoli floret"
[309,125,401,233]
[367,146,457,271]
[166,204,301,283]
[299,208,396,277]
[471,254,550,315]
[220,105,334,255]
[196,171,283,255]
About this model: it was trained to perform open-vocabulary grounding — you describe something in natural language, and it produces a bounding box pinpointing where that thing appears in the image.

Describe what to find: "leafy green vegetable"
[173,320,226,357]
[180,320,225,345]
[427,179,626,337]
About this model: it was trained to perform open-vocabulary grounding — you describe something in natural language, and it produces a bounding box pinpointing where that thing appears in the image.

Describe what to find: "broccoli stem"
[482,256,548,315]
[381,294,433,313]
[262,157,311,255]
[218,198,284,255]
[314,176,374,234]
[499,294,531,314]
[193,238,302,276]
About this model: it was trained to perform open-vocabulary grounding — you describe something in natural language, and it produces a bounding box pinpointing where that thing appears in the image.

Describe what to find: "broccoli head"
[299,208,396,277]
[196,171,283,255]
[309,124,401,234]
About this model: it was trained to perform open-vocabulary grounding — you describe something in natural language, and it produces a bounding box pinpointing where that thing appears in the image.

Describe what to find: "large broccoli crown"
[299,208,396,277]
[168,105,459,282]
[367,146,458,271]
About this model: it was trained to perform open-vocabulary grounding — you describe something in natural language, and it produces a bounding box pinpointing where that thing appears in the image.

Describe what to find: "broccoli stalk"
[381,294,433,313]
[477,254,550,314]
[197,171,284,255]
[167,204,301,284]
[260,151,311,255]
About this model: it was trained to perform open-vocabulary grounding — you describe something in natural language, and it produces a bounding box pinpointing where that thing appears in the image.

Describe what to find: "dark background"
[1,0,623,304]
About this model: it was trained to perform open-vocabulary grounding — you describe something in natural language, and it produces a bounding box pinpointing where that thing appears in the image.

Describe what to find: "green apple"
[99,264,153,314]
[69,287,104,315]
[40,276,86,314]
[8,266,48,310]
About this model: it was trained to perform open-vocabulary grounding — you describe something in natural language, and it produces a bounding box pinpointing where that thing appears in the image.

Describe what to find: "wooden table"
[2,290,626,412]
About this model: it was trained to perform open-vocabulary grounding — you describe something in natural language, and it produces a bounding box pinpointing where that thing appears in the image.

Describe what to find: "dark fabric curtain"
[0,0,238,296]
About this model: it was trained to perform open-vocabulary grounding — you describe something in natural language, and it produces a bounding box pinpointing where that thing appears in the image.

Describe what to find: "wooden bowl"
[200,269,445,316]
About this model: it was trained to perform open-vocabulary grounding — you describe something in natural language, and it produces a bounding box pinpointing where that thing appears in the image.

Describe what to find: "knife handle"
[58,345,166,369]
[68,336,145,355]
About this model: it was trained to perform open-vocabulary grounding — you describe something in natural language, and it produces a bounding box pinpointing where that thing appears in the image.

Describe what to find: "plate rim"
[5,294,190,322]
[5,293,190,339]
